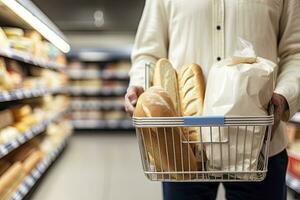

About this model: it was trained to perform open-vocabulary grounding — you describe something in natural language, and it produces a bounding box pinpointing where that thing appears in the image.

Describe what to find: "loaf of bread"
[178,64,205,142]
[23,151,44,174]
[153,59,181,114]
[134,86,197,179]
[0,162,25,200]
[0,160,11,176]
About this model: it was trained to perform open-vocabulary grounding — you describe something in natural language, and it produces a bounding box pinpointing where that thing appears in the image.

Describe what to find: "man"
[125,1,300,199]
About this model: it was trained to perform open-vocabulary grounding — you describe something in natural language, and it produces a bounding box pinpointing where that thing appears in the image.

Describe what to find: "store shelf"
[72,119,133,129]
[69,87,127,96]
[0,109,68,159]
[71,102,124,110]
[0,49,65,71]
[68,70,129,80]
[291,112,300,124]
[287,172,300,193]
[10,136,69,200]
[0,87,67,103]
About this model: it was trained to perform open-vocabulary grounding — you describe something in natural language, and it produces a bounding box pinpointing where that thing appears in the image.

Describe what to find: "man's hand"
[271,93,289,137]
[124,86,144,116]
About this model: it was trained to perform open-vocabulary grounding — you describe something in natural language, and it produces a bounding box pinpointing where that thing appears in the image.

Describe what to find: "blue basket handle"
[183,116,225,126]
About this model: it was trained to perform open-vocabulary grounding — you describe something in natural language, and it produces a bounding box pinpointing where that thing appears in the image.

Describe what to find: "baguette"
[178,64,205,142]
[134,86,197,179]
[23,151,44,174]
[153,58,181,114]
[0,162,24,200]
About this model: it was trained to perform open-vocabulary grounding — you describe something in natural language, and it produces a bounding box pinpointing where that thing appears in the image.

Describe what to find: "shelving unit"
[0,49,65,71]
[0,87,67,103]
[10,135,69,200]
[67,58,132,130]
[286,112,300,194]
[0,109,68,159]
[0,1,72,199]
[72,119,132,129]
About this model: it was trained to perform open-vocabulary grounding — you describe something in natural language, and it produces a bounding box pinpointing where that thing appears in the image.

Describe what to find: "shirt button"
[216,25,221,30]
[217,57,221,61]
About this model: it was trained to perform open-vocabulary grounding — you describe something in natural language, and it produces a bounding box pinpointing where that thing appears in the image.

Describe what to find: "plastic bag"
[202,38,277,172]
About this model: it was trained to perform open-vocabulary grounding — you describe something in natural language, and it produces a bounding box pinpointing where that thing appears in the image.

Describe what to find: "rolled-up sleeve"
[274,0,300,121]
[129,0,168,88]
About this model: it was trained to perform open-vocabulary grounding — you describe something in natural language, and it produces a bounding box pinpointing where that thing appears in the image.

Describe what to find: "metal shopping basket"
[132,64,274,182]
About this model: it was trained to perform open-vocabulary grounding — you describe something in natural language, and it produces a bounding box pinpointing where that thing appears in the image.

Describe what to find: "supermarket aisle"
[30,133,162,200]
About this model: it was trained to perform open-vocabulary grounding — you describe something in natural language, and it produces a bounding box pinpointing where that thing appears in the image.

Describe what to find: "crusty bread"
[178,64,205,141]
[23,151,44,174]
[0,160,11,176]
[0,162,24,199]
[134,86,197,179]
[153,59,181,114]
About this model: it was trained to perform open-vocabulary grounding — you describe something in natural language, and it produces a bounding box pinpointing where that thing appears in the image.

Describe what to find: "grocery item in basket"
[178,64,205,142]
[203,38,277,173]
[134,86,197,179]
[153,58,181,114]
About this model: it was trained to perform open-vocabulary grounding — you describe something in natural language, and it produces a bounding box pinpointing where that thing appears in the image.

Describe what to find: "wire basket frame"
[133,63,274,182]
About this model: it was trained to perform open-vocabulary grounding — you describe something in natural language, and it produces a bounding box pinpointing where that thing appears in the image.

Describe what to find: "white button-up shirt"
[129,0,300,156]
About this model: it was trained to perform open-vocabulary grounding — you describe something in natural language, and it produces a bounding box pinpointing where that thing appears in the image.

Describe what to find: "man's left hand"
[271,93,289,137]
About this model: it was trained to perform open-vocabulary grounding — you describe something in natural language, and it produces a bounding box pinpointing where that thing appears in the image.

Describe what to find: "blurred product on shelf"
[0,28,8,49]
[0,57,68,94]
[0,27,67,66]
[286,121,300,191]
[40,120,72,154]
[0,58,16,91]
[102,61,130,75]
[0,95,70,145]
[287,122,300,148]
[0,118,71,200]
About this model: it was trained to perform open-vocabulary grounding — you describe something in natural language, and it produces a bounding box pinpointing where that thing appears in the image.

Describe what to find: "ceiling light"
[94,10,104,27]
[1,0,70,53]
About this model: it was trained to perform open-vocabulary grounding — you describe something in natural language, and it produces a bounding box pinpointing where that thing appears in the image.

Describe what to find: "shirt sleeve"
[274,0,300,121]
[128,0,168,88]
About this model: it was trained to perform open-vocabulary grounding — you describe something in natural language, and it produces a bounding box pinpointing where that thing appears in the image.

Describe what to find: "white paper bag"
[202,38,277,172]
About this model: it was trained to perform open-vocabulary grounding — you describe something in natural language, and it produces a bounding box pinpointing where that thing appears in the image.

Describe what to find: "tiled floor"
[30,133,294,200]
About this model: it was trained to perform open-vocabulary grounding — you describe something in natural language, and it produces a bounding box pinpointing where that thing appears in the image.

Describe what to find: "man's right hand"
[124,86,144,116]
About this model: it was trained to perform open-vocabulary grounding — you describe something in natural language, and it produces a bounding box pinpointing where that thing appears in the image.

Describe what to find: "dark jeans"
[163,149,288,200]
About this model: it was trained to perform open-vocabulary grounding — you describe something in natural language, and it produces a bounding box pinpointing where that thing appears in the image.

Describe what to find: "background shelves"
[68,87,127,96]
[0,49,65,71]
[67,70,129,80]
[72,119,133,129]
[10,136,69,200]
[0,109,68,159]
[71,102,124,110]
[0,87,67,103]
[287,173,300,194]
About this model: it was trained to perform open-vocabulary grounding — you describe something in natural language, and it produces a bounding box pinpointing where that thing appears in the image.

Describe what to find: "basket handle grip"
[183,116,225,125]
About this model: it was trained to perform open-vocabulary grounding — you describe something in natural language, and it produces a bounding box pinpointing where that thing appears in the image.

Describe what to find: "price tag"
[11,140,19,148]
[15,90,23,99]
[27,177,34,186]
[32,169,40,179]
[19,184,28,194]
[18,135,26,144]
[2,92,10,101]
